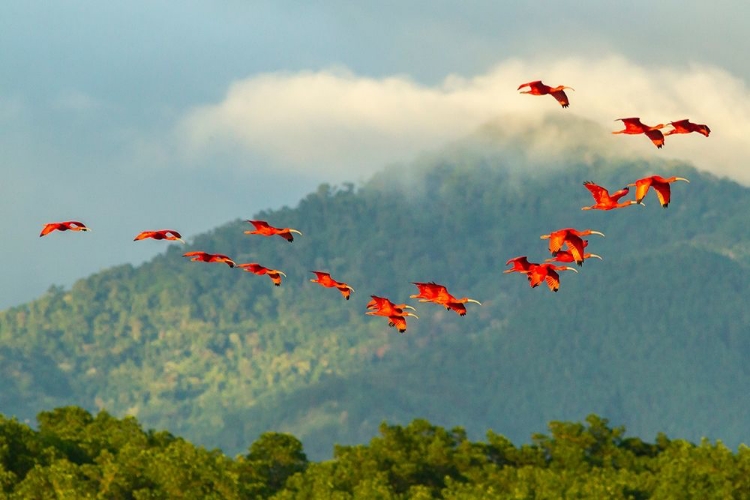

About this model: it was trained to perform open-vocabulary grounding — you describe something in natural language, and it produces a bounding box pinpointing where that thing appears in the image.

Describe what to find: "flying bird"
[182,251,236,268]
[40,221,90,237]
[366,296,418,333]
[245,220,302,242]
[236,263,286,286]
[518,80,574,108]
[134,230,184,243]
[665,119,711,137]
[524,263,578,292]
[627,175,690,207]
[504,256,539,274]
[540,228,605,266]
[310,271,354,300]
[581,181,640,210]
[410,282,481,316]
[612,118,668,148]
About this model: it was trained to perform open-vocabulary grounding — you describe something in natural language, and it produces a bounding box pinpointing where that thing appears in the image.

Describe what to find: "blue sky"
[2,1,750,308]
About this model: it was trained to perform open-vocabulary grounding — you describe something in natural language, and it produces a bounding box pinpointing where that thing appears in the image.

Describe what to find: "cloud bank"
[180,55,750,185]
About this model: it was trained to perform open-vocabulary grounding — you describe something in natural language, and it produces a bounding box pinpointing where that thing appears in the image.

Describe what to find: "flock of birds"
[38,80,709,334]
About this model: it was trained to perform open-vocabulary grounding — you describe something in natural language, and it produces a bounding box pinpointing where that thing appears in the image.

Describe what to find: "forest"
[1,135,750,459]
[1,406,748,499]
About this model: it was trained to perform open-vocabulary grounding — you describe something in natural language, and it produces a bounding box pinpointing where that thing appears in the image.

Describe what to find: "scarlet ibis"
[183,251,236,268]
[525,263,578,292]
[40,221,90,237]
[612,118,667,148]
[410,282,481,316]
[504,256,538,274]
[518,80,574,108]
[627,175,690,207]
[540,228,604,266]
[310,271,354,300]
[581,181,640,210]
[237,263,286,286]
[245,220,302,242]
[134,230,184,243]
[665,119,711,137]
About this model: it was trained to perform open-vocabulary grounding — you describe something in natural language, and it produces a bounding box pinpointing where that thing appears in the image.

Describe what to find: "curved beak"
[540,234,550,240]
[403,304,416,311]
[290,229,303,235]
[565,267,579,273]
[177,238,186,244]
[587,254,603,260]
[590,231,605,237]
[564,86,575,91]
[467,299,482,306]
[676,177,690,183]
[406,312,419,319]
[279,271,287,277]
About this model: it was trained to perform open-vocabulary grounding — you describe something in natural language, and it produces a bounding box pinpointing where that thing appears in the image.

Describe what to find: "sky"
[2,1,750,309]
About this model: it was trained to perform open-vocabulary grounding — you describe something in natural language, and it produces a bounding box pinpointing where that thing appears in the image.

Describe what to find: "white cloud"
[179,56,750,185]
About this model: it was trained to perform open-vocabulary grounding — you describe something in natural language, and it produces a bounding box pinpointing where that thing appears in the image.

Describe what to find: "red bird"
[366,296,418,333]
[40,221,90,237]
[612,118,668,148]
[627,175,690,208]
[310,271,354,300]
[665,119,711,137]
[236,263,286,286]
[134,230,184,243]
[410,282,481,316]
[518,80,574,108]
[245,220,302,242]
[504,256,539,274]
[581,181,640,210]
[540,228,605,266]
[183,251,236,268]
[524,263,578,292]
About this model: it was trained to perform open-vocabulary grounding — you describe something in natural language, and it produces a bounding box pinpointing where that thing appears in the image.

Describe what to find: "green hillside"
[2,122,749,459]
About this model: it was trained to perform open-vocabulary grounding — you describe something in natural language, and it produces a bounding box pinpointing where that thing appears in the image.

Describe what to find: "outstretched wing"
[644,129,665,149]
[583,181,609,204]
[40,223,60,237]
[608,186,630,202]
[550,89,569,108]
[651,182,672,207]
[517,80,543,90]
[249,220,271,230]
[616,117,645,133]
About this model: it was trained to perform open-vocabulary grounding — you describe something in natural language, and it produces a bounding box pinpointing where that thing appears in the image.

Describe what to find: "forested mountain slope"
[2,121,749,459]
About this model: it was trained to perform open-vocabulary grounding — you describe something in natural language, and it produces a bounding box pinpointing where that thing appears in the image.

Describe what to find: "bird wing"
[565,234,585,265]
[583,181,609,204]
[517,80,543,90]
[182,251,206,257]
[550,89,569,108]
[279,230,295,242]
[548,231,567,254]
[133,231,154,241]
[651,182,672,207]
[388,315,408,333]
[446,302,468,316]
[249,220,271,230]
[616,118,645,132]
[545,270,561,292]
[165,230,182,239]
[608,186,630,202]
[644,129,665,148]
[40,223,60,236]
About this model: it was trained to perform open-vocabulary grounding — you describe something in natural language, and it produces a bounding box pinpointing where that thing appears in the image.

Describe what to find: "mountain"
[2,117,749,459]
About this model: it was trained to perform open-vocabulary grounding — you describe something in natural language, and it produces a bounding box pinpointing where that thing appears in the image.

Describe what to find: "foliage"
[1,408,749,499]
